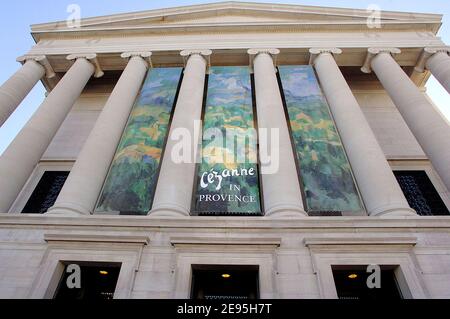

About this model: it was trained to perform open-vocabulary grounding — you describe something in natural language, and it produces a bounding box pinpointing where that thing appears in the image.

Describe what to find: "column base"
[46,202,91,217]
[264,204,308,218]
[369,203,417,217]
[149,203,190,218]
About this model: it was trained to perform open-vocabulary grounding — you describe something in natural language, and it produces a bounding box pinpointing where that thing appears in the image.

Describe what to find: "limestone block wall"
[0,217,450,299]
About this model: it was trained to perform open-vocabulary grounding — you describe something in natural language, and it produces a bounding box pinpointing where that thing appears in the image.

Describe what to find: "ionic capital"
[16,55,56,79]
[361,47,401,73]
[247,48,280,72]
[66,53,104,78]
[180,49,212,69]
[121,51,153,69]
[308,48,342,65]
[414,46,450,73]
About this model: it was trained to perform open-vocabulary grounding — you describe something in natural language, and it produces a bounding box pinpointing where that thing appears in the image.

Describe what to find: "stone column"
[363,48,450,192]
[150,50,211,217]
[0,55,98,213]
[249,48,307,218]
[415,47,450,94]
[311,48,415,216]
[47,52,151,216]
[0,56,52,127]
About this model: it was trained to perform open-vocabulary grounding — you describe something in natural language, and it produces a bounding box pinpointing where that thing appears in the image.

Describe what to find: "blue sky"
[0,0,449,155]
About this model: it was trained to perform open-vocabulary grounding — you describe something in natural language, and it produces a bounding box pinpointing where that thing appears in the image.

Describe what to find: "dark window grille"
[22,171,69,214]
[394,170,449,216]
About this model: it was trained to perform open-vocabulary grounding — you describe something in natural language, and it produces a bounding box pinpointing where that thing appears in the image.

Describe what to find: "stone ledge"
[44,233,150,245]
[304,237,417,246]
[170,236,281,246]
[1,214,450,230]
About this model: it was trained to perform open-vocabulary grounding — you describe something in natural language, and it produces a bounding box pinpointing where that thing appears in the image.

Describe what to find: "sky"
[0,0,449,155]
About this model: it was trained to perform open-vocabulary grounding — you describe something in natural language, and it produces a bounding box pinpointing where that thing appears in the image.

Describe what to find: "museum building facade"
[0,1,449,299]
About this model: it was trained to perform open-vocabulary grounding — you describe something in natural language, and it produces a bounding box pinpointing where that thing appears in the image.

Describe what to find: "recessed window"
[22,171,69,214]
[394,170,449,216]
[191,265,259,300]
[332,266,403,300]
[53,262,121,300]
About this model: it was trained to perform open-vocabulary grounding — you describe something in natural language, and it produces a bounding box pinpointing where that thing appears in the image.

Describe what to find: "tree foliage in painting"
[195,66,261,214]
[95,68,182,215]
[278,65,363,212]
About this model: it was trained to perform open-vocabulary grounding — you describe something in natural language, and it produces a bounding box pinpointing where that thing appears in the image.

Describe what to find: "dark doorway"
[332,266,403,300]
[191,265,259,300]
[54,262,121,300]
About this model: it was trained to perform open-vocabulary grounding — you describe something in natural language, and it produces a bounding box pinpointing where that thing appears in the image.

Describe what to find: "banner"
[194,66,262,215]
[278,65,363,213]
[95,67,182,215]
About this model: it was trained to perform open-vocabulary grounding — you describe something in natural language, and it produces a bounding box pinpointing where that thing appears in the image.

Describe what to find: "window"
[394,170,449,216]
[332,266,403,300]
[22,171,69,214]
[191,265,259,300]
[53,262,121,300]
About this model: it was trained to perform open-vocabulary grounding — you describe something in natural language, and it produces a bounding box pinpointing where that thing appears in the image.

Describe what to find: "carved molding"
[304,236,417,247]
[308,47,342,65]
[66,53,104,78]
[414,46,450,73]
[361,47,401,73]
[170,236,281,247]
[44,233,150,245]
[16,55,56,79]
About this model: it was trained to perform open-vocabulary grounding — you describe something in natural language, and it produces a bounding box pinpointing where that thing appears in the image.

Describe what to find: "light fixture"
[221,274,231,279]
[99,270,109,275]
[348,273,358,279]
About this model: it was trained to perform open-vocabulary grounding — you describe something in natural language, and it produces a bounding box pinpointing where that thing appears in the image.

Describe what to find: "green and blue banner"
[194,66,262,215]
[278,65,363,213]
[95,67,182,215]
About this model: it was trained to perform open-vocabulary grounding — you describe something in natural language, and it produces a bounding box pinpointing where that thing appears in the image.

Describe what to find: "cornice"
[31,1,442,33]
[32,21,442,43]
[2,214,450,230]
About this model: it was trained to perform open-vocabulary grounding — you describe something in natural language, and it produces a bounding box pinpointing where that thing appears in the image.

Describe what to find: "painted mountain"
[95,67,182,215]
[278,65,363,213]
[194,66,262,214]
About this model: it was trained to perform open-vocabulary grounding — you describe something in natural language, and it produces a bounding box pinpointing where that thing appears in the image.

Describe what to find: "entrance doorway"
[191,265,259,300]
[53,262,121,300]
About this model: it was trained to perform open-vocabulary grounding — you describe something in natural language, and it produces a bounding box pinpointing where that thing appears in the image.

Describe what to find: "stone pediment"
[31,1,442,36]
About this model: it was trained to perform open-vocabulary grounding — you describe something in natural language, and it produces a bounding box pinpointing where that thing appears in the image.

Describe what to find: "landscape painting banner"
[278,65,363,213]
[95,67,182,215]
[194,66,262,215]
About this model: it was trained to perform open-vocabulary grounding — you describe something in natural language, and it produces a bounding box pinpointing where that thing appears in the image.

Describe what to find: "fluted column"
[363,48,450,192]
[0,55,98,213]
[0,56,52,127]
[249,48,307,218]
[47,52,151,216]
[311,48,415,216]
[415,47,450,94]
[150,50,211,217]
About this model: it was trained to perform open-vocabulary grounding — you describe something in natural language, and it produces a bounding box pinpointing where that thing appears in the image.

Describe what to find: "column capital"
[16,55,56,79]
[66,53,104,78]
[414,46,450,73]
[247,48,280,72]
[121,51,153,68]
[361,47,401,74]
[308,48,342,65]
[180,49,212,69]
